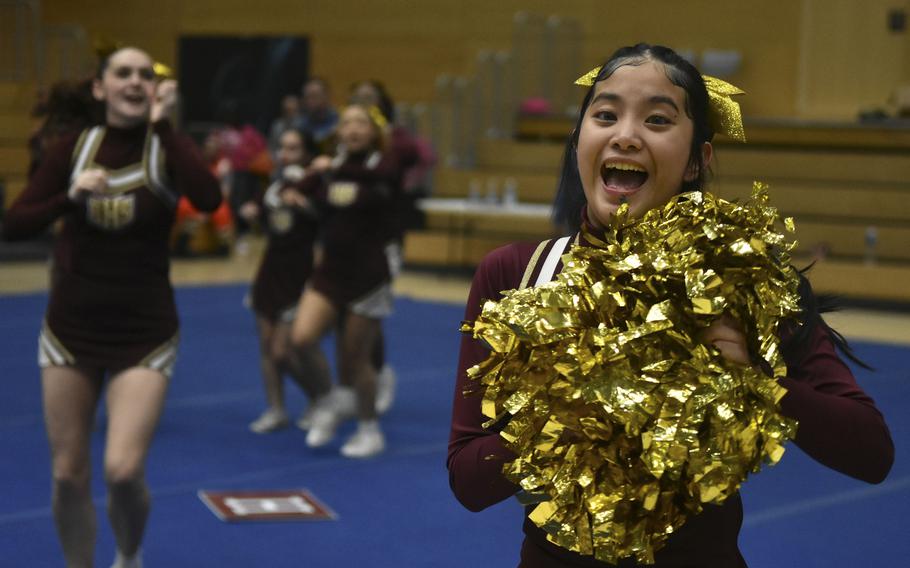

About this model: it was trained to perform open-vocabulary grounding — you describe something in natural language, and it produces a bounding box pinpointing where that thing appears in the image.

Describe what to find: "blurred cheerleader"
[2,47,221,568]
[289,103,404,458]
[245,127,333,433]
[349,79,437,415]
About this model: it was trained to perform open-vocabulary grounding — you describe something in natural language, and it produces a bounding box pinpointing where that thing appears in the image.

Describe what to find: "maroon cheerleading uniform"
[249,176,319,321]
[448,220,894,567]
[296,149,402,313]
[2,120,221,373]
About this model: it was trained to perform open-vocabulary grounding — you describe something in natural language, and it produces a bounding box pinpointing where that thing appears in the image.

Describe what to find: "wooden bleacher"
[405,117,910,302]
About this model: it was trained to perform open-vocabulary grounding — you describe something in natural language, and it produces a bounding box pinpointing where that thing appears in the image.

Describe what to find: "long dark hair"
[553,43,868,370]
[788,269,871,370]
[28,78,102,178]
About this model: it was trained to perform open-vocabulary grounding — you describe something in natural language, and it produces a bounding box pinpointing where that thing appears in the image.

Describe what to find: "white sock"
[358,419,380,433]
[112,549,143,568]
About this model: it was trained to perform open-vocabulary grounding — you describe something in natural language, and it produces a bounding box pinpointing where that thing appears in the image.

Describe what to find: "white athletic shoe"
[375,364,397,415]
[340,421,385,458]
[111,549,143,568]
[249,408,290,434]
[305,388,356,448]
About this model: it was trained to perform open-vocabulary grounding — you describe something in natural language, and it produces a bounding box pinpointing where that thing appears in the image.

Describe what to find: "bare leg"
[43,366,104,568]
[336,317,393,414]
[293,290,357,447]
[338,313,385,458]
[371,329,385,372]
[372,328,397,414]
[273,319,331,401]
[334,316,354,388]
[254,316,284,411]
[103,367,168,558]
[289,290,335,397]
[334,315,383,386]
[338,313,381,421]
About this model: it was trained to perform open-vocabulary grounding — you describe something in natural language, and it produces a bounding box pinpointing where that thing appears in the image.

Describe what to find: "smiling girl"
[289,104,404,458]
[447,44,893,567]
[246,127,332,434]
[3,46,221,568]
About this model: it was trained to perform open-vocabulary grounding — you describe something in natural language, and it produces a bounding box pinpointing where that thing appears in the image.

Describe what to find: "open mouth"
[345,136,367,149]
[600,162,648,192]
[123,93,147,106]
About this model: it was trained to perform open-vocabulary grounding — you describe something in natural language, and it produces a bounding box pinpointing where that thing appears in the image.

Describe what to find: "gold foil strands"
[463,182,800,564]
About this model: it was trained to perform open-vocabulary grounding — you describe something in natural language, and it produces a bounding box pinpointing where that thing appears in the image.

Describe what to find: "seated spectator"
[296,77,339,154]
[267,93,302,156]
[171,131,234,256]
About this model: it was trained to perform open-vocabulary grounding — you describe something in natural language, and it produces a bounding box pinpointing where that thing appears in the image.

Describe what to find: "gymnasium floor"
[1,242,907,567]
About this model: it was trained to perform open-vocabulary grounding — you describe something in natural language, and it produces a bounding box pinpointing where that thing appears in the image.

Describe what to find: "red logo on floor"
[198,489,337,522]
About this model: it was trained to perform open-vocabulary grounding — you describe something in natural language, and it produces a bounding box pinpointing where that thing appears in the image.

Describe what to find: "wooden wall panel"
[36,1,910,122]
[798,0,910,119]
[40,0,900,119]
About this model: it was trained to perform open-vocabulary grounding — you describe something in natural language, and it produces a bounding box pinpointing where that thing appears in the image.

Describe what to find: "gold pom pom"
[464,183,800,564]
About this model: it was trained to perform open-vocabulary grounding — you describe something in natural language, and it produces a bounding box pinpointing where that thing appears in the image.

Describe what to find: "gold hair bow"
[152,61,174,79]
[573,66,602,88]
[153,62,174,80]
[574,66,747,143]
[701,75,745,142]
[366,105,389,131]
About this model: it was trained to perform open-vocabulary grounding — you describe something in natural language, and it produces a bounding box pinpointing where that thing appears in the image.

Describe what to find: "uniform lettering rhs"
[87,194,136,230]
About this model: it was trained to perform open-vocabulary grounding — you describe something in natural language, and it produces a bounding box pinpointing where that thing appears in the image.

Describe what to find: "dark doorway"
[177,36,309,136]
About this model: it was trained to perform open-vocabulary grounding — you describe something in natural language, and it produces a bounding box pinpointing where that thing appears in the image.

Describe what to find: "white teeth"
[605,162,645,172]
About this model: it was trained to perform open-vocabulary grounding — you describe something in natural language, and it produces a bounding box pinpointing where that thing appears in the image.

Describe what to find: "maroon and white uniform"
[249,177,319,322]
[297,149,402,318]
[448,218,894,567]
[2,121,221,376]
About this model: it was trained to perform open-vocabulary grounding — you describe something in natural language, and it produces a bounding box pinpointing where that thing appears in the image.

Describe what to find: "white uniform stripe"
[366,151,381,169]
[37,337,53,367]
[106,168,145,188]
[147,135,178,207]
[534,236,571,286]
[38,332,65,366]
[147,346,175,371]
[264,181,283,208]
[69,126,103,185]
[148,136,161,184]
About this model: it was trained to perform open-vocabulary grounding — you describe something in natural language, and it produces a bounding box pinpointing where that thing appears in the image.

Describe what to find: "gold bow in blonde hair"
[346,103,389,131]
[574,66,747,143]
[366,105,389,131]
